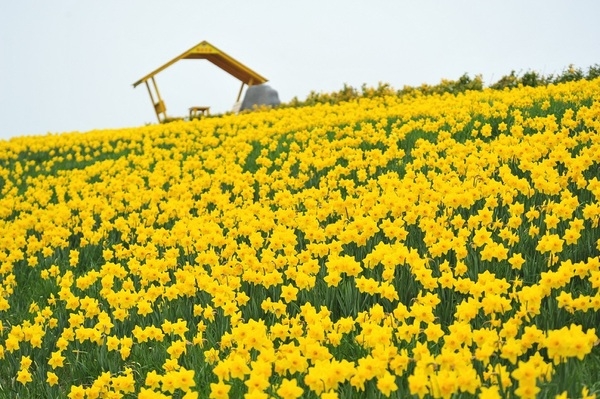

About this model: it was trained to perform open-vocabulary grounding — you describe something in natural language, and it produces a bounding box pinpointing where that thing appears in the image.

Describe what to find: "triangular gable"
[132,40,267,88]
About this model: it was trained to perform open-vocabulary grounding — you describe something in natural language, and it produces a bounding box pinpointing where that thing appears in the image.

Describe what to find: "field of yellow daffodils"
[1,78,600,399]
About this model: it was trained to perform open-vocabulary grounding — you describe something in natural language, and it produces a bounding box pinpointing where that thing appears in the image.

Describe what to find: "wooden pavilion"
[133,40,268,122]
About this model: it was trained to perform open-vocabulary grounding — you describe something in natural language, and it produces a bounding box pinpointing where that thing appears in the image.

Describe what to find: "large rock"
[240,84,280,111]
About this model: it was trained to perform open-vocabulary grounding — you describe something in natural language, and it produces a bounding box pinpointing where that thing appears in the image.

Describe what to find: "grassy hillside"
[1,78,600,398]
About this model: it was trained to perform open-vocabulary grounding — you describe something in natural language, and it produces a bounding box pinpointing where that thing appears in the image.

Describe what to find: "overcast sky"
[1,1,599,140]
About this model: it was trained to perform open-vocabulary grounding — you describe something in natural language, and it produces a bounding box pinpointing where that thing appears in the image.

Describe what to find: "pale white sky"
[1,1,599,140]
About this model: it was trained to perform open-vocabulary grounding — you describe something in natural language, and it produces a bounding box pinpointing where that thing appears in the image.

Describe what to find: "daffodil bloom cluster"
[0,78,599,398]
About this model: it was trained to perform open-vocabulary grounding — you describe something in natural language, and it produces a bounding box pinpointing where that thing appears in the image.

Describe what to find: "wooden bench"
[189,106,210,118]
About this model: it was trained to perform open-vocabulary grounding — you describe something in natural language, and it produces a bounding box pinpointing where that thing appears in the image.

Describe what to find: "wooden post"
[144,77,168,122]
[236,82,246,103]
[144,80,161,122]
[152,77,167,121]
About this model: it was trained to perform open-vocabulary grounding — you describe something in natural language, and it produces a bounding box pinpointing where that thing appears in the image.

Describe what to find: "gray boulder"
[240,84,280,111]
